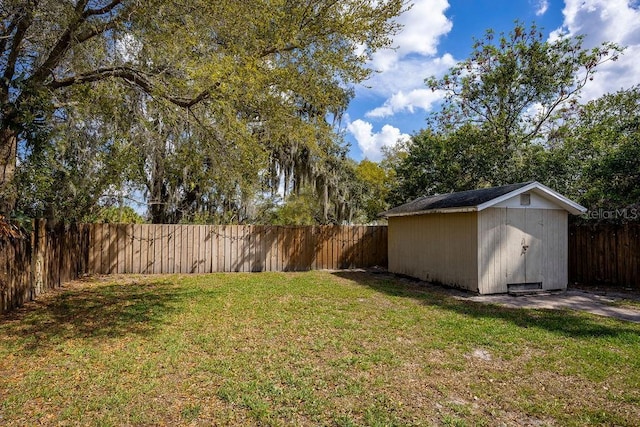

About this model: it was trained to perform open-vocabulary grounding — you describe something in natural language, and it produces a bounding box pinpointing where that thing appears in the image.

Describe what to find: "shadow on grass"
[0,278,193,352]
[332,271,640,340]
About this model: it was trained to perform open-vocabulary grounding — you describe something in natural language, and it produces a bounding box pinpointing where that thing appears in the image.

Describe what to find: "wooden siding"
[86,224,387,274]
[477,207,507,294]
[540,210,568,290]
[478,208,567,294]
[388,213,478,291]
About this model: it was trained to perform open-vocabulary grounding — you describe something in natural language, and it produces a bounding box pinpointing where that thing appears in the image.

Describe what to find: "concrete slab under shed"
[459,290,640,323]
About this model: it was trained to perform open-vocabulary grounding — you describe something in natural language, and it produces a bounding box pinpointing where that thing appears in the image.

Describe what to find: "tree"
[548,86,640,212]
[91,205,145,224]
[426,22,622,151]
[388,125,505,204]
[261,189,322,226]
[120,93,264,224]
[388,22,624,204]
[354,159,393,222]
[15,81,139,221]
[1,0,407,218]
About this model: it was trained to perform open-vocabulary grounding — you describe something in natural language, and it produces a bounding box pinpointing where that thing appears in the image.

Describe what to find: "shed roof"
[381,181,587,217]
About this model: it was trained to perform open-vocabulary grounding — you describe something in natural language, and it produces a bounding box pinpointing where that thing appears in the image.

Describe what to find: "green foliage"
[247,153,395,226]
[389,126,505,204]
[548,86,640,212]
[263,134,364,225]
[2,0,407,221]
[390,22,627,206]
[91,206,146,224]
[15,83,138,221]
[263,190,322,226]
[354,160,392,222]
[426,22,622,148]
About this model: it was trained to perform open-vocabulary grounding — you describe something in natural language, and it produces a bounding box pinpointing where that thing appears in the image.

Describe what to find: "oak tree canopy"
[1,0,406,221]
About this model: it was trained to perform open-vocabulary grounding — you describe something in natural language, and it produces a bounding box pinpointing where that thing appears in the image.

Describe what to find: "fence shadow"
[0,278,193,354]
[331,270,639,340]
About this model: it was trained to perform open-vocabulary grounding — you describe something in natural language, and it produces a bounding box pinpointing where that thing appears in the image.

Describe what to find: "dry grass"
[1,271,639,426]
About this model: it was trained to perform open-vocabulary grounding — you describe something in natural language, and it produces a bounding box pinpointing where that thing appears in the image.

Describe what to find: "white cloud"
[366,88,445,118]
[558,0,640,44]
[362,53,454,117]
[552,0,640,101]
[357,0,455,118]
[365,53,456,98]
[534,0,550,16]
[369,0,453,73]
[347,119,411,161]
[365,0,640,121]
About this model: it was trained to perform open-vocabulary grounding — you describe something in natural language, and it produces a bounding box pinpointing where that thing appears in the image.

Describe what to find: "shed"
[381,182,586,294]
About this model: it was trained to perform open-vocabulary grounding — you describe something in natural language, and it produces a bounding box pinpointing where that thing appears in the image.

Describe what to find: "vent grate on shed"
[507,282,543,296]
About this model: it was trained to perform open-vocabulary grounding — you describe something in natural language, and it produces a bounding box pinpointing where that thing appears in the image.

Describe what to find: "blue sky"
[344,0,640,161]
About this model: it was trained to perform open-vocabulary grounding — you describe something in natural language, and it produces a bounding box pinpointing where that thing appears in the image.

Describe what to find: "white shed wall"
[540,209,569,290]
[478,208,568,294]
[388,213,478,291]
[477,207,508,294]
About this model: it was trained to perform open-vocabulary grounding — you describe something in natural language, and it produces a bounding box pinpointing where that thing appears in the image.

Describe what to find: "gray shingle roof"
[381,182,534,217]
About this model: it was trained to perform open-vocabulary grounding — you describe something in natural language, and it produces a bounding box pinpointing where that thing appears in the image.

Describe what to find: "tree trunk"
[321,181,328,223]
[149,144,168,224]
[0,126,17,216]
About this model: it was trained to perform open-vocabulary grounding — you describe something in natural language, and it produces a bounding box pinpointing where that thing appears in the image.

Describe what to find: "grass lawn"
[1,271,639,426]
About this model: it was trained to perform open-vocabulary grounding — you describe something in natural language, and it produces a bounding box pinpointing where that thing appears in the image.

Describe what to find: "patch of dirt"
[468,348,493,361]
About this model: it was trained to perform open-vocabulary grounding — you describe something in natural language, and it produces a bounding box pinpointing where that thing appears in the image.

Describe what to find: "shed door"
[506,208,543,286]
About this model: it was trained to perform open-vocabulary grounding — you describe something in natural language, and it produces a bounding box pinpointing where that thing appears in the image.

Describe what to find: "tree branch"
[74,19,119,45]
[47,66,215,108]
[28,0,127,85]
[0,16,18,57]
[83,0,123,18]
[28,2,90,85]
[2,4,36,85]
[259,43,300,58]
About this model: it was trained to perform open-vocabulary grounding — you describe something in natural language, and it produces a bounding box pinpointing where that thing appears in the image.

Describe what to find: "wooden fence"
[86,224,388,275]
[4,220,637,314]
[0,220,89,314]
[1,223,387,314]
[569,223,640,289]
